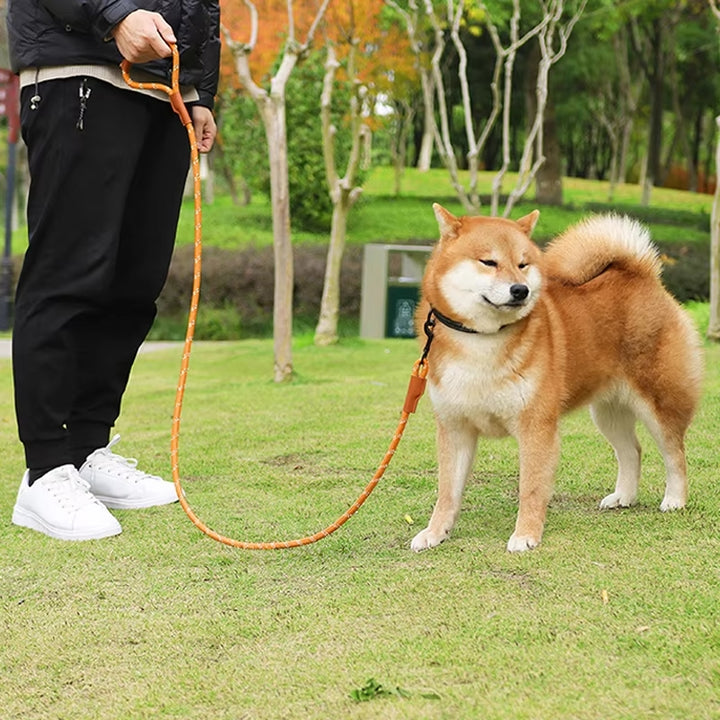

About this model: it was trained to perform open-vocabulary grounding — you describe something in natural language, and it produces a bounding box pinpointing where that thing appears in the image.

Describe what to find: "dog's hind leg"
[411,420,478,552]
[657,435,689,511]
[641,417,689,511]
[591,401,642,509]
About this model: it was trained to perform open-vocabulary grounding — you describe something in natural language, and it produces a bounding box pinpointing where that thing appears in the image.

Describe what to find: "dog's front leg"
[411,419,478,551]
[507,418,560,552]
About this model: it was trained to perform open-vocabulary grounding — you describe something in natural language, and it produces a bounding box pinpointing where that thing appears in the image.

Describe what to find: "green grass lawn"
[3,171,719,717]
[2,321,719,719]
[169,168,714,251]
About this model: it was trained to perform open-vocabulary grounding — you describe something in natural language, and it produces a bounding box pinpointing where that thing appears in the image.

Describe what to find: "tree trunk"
[708,116,720,341]
[386,0,435,172]
[314,43,365,347]
[489,0,585,218]
[262,100,294,382]
[315,198,349,345]
[416,71,435,171]
[641,18,666,206]
[223,0,331,380]
[534,99,562,204]
[688,108,703,193]
[391,99,413,196]
[613,29,636,186]
[618,117,634,184]
[526,42,562,206]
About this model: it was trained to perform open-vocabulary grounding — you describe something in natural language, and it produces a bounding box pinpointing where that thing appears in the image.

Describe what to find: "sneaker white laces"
[88,435,157,483]
[42,467,99,511]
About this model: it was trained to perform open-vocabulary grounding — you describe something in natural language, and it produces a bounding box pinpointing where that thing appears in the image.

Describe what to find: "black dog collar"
[430,307,510,335]
[430,308,479,335]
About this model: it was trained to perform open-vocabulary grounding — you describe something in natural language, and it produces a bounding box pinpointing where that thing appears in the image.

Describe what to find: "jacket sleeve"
[196,0,220,110]
[40,0,139,40]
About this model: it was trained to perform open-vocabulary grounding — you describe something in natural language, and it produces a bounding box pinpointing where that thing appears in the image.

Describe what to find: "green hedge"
[656,238,710,303]
[153,243,365,340]
[151,235,710,340]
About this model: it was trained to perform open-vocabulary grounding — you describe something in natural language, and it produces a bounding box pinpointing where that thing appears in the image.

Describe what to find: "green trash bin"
[360,244,431,339]
[385,282,419,338]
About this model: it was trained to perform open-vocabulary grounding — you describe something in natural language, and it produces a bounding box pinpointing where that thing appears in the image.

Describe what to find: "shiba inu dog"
[411,204,702,553]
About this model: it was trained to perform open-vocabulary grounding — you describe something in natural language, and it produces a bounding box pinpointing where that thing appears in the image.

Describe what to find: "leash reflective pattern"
[122,46,429,549]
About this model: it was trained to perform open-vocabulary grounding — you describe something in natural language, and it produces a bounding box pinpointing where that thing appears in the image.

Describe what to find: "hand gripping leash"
[122,46,430,549]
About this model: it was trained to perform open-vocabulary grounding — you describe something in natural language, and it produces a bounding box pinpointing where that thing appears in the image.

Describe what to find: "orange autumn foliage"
[219,0,414,97]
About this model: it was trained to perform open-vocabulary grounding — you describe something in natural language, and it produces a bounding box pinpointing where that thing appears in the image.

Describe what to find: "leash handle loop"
[120,44,192,126]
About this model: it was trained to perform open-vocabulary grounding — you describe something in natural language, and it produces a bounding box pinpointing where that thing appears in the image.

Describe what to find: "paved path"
[0,338,180,359]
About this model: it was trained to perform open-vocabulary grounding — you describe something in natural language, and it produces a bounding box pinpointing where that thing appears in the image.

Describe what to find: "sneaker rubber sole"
[11,505,122,541]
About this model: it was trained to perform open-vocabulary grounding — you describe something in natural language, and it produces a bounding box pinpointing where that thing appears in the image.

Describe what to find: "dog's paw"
[660,495,686,512]
[506,532,540,553]
[410,527,447,552]
[599,491,636,510]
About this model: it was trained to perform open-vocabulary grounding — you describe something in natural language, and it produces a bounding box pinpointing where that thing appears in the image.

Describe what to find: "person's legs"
[13,78,189,475]
[14,78,148,472]
[66,85,190,467]
[12,78,188,538]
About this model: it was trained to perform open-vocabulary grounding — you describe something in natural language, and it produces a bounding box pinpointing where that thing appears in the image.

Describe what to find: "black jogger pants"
[13,77,191,470]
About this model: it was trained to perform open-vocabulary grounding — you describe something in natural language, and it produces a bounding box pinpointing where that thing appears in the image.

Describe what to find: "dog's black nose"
[510,284,529,301]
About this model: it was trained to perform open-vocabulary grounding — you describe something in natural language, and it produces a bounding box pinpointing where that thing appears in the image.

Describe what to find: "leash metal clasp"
[420,309,436,366]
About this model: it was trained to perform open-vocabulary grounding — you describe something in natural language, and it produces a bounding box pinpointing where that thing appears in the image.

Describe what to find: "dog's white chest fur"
[428,333,533,437]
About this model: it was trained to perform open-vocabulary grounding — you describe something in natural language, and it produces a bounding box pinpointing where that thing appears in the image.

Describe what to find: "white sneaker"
[79,435,178,510]
[12,465,122,541]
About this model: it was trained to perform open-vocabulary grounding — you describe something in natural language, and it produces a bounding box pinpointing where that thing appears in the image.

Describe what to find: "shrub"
[155,243,364,339]
[657,238,710,303]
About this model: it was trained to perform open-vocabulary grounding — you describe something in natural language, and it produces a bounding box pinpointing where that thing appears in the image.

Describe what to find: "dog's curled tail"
[543,213,662,285]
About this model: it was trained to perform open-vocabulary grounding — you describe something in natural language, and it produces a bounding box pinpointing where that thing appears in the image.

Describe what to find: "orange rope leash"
[121,46,429,548]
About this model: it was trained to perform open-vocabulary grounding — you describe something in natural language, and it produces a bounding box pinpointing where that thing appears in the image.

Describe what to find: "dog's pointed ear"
[516,210,540,237]
[433,203,460,240]
[516,209,540,236]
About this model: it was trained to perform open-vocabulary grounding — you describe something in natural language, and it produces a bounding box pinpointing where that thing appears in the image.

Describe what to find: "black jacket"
[6,0,220,108]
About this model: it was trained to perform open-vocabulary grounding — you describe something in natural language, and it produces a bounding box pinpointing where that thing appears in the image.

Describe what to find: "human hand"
[112,9,176,64]
[192,106,217,153]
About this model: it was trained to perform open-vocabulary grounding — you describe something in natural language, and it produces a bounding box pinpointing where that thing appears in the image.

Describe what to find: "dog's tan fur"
[411,205,702,552]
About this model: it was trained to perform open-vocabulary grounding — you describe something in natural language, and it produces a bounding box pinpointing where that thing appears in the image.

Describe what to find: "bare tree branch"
[501,0,587,217]
[301,0,333,52]
[423,0,473,210]
[386,0,436,170]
